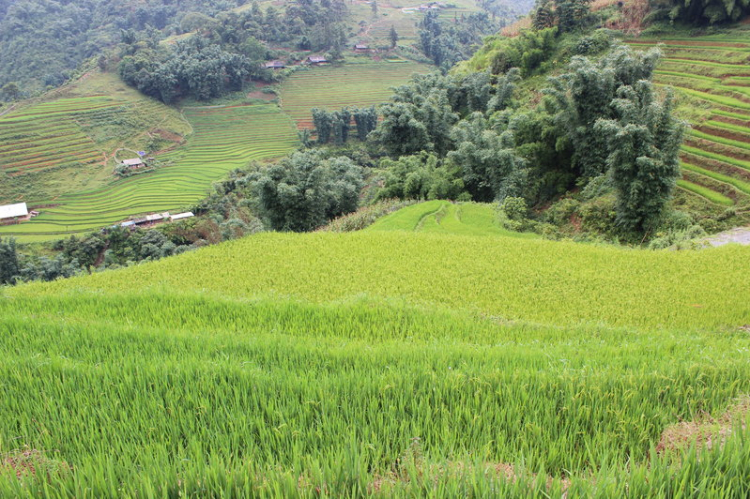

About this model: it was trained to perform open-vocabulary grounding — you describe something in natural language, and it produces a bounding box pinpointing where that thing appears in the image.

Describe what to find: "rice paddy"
[366,200,539,237]
[626,27,750,209]
[279,61,431,129]
[2,226,750,496]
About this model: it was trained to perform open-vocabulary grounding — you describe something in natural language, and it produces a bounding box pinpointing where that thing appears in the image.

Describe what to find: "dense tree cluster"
[0,0,250,93]
[368,43,685,235]
[658,0,750,25]
[417,11,500,69]
[311,107,378,145]
[242,150,364,231]
[0,0,352,96]
[119,36,259,103]
[532,0,594,33]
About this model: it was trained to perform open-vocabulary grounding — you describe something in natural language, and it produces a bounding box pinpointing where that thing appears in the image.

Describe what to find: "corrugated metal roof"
[171,212,195,221]
[122,158,144,166]
[0,202,28,219]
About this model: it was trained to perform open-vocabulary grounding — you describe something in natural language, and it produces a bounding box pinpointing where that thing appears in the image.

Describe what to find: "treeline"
[0,0,251,95]
[310,107,378,145]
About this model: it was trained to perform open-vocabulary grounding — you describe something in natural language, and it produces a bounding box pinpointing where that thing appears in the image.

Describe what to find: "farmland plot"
[627,30,750,209]
[2,229,750,496]
[279,61,431,129]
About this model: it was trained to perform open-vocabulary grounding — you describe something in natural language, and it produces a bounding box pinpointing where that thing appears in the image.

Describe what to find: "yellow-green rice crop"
[10,230,750,332]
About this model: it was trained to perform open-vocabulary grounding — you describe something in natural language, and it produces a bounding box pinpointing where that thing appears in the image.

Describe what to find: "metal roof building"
[0,202,28,221]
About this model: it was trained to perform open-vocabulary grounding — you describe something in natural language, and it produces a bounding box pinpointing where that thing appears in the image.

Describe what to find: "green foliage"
[311,107,334,144]
[595,84,687,232]
[555,0,593,33]
[247,150,365,231]
[667,0,750,25]
[376,153,467,201]
[465,28,558,77]
[0,237,19,284]
[0,0,242,93]
[545,44,662,179]
[312,107,377,145]
[119,36,258,103]
[448,112,527,202]
[0,82,19,102]
[389,25,399,48]
[418,10,500,69]
[370,71,520,158]
[370,101,447,156]
[352,106,378,141]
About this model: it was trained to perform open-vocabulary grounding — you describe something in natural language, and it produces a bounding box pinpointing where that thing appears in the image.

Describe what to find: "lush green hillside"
[2,229,750,496]
[0,99,297,241]
[0,72,190,204]
[626,24,750,211]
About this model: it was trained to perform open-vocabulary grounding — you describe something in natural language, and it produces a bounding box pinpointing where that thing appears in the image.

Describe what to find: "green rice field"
[279,61,431,129]
[366,200,539,237]
[627,27,750,209]
[2,218,750,496]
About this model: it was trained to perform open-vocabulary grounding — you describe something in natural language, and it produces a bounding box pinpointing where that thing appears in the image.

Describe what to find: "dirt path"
[703,226,750,247]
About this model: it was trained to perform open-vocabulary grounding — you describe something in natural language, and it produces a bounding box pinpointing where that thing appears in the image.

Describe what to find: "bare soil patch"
[656,397,749,454]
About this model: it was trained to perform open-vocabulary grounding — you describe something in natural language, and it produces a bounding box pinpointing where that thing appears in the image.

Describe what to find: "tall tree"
[389,25,399,48]
[594,84,686,232]
[544,45,661,179]
[1,82,20,101]
[0,237,20,285]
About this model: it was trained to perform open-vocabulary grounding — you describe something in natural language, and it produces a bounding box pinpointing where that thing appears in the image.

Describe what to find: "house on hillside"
[265,60,286,69]
[307,56,328,65]
[354,44,370,53]
[122,158,145,169]
[0,202,30,225]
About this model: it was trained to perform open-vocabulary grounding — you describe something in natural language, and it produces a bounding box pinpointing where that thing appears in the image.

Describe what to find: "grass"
[13,230,750,331]
[2,228,750,496]
[677,179,734,205]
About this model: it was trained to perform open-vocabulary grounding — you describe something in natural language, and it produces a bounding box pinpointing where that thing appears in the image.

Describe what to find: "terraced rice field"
[279,61,430,129]
[367,200,539,238]
[0,96,148,177]
[627,30,750,210]
[0,104,298,241]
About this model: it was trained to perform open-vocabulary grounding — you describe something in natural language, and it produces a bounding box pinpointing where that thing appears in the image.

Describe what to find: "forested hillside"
[0,0,245,94]
[0,0,530,97]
